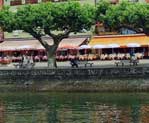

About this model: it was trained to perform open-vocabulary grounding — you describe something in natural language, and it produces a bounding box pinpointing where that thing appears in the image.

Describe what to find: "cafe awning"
[59,37,87,48]
[0,40,38,51]
[0,37,87,51]
[89,34,149,48]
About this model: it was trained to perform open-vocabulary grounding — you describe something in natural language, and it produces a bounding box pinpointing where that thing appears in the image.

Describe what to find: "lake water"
[0,92,148,123]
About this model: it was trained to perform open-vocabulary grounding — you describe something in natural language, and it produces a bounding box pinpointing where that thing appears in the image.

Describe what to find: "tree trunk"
[36,37,59,68]
[47,49,57,68]
[47,53,57,68]
[43,30,71,68]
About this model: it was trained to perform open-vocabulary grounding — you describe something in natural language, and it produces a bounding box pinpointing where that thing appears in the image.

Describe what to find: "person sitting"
[70,59,78,68]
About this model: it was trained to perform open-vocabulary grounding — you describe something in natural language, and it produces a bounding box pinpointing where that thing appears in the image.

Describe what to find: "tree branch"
[44,27,72,46]
[51,30,72,45]
[47,30,57,39]
[58,29,72,41]
[38,37,50,49]
[29,30,50,49]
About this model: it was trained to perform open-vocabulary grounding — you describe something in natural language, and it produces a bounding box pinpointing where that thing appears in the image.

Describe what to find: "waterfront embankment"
[0,66,149,92]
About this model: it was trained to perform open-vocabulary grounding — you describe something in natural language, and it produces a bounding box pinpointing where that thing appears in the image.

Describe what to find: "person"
[20,55,28,68]
[21,55,24,63]
[70,59,78,68]
[23,55,28,64]
[129,49,134,60]
[29,55,35,67]
[30,55,34,64]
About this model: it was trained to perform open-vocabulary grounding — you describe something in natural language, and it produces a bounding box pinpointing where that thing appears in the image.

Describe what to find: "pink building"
[0,0,3,7]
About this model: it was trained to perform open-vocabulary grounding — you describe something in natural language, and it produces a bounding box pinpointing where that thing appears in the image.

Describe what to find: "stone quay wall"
[0,67,148,82]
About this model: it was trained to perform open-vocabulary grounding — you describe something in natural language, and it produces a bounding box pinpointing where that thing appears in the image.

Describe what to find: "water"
[0,92,148,123]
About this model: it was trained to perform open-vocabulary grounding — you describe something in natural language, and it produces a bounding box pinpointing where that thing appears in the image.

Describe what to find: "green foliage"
[14,2,95,36]
[95,0,111,22]
[46,2,95,33]
[15,3,52,35]
[104,1,132,29]
[101,1,149,34]
[130,3,149,34]
[0,6,15,32]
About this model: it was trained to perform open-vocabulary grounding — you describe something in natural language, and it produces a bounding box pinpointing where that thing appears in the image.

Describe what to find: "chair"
[42,55,48,61]
[68,55,75,60]
[104,54,108,60]
[108,54,113,60]
[78,55,83,61]
[100,54,105,60]
[88,54,93,60]
[34,56,40,62]
[126,53,130,59]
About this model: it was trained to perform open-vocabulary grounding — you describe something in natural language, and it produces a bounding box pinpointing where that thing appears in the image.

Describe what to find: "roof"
[89,34,149,47]
[0,37,87,51]
[59,37,87,48]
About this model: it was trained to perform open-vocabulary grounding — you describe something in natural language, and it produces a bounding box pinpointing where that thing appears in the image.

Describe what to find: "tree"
[0,7,15,32]
[103,1,149,34]
[14,2,95,67]
[104,1,132,32]
[94,0,111,34]
[130,3,149,35]
[95,0,111,23]
[0,7,16,43]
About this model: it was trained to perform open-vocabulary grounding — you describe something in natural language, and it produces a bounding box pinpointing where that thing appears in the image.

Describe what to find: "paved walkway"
[0,59,149,69]
[57,59,149,68]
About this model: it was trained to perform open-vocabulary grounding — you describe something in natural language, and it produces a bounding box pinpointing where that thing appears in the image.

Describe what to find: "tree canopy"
[98,1,149,34]
[13,2,95,67]
[14,2,95,35]
[95,0,111,23]
[0,7,15,32]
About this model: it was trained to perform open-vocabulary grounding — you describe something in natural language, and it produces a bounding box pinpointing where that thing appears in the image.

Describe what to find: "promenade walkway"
[0,59,149,69]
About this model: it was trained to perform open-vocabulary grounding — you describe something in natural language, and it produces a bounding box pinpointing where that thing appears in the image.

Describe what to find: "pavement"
[0,59,149,69]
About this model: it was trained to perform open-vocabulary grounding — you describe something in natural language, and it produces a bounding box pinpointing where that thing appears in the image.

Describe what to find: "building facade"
[110,0,149,4]
[0,0,68,6]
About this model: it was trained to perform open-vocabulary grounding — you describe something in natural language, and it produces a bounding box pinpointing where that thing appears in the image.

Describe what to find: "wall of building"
[0,0,3,7]
[1,0,69,6]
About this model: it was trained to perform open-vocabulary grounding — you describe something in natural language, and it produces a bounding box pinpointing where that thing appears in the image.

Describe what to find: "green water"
[0,92,148,123]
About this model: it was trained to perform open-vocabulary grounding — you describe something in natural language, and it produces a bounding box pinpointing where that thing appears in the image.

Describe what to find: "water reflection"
[0,102,5,123]
[0,93,148,123]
